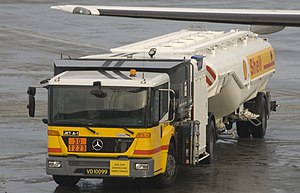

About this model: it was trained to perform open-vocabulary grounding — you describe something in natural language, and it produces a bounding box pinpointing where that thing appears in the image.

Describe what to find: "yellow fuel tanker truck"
[27,29,278,187]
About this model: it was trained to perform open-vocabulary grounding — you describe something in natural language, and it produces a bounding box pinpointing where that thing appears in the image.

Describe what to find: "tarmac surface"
[0,0,300,193]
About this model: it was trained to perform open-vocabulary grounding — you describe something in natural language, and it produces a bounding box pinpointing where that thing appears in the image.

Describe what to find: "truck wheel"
[236,121,251,138]
[154,143,178,188]
[250,93,267,138]
[53,175,80,186]
[203,116,216,164]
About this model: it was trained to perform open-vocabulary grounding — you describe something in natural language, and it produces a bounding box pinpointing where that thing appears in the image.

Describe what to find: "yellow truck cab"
[27,55,209,187]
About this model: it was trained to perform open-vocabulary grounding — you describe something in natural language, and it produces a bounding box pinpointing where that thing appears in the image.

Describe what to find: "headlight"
[48,160,62,168]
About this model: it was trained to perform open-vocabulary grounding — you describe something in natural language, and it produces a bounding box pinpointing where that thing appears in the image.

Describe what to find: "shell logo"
[246,47,275,79]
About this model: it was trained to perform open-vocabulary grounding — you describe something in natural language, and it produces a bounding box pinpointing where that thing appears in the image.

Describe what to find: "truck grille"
[62,137,134,153]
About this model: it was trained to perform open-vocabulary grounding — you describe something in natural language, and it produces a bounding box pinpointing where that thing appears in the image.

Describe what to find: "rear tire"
[203,114,216,164]
[53,175,80,186]
[250,93,267,138]
[153,143,178,188]
[236,121,251,138]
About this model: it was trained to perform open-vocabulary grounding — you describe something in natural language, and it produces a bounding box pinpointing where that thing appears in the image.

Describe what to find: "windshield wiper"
[81,122,133,135]
[122,127,134,135]
[85,126,97,134]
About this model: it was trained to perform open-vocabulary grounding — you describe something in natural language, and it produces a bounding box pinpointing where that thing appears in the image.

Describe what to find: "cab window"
[152,83,168,124]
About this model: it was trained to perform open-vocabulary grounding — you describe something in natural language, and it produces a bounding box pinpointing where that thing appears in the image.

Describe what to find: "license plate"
[68,138,87,152]
[85,168,109,175]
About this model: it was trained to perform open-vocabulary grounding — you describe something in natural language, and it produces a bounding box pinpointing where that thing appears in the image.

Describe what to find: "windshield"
[49,86,149,127]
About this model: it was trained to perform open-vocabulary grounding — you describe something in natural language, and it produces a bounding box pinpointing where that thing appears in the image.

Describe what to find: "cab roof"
[49,70,169,87]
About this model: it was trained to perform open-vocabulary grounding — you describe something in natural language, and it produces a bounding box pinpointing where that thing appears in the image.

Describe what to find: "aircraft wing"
[51,5,300,27]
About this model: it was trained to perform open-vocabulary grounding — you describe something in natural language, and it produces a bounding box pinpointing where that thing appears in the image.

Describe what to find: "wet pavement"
[1,0,300,193]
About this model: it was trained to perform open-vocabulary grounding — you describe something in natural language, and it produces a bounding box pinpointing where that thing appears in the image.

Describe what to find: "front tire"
[154,143,178,188]
[53,175,80,186]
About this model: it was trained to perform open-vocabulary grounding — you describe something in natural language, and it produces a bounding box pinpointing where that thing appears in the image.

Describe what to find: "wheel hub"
[166,155,176,176]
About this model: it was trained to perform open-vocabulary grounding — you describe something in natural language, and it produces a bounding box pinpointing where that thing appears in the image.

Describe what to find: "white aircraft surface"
[51,5,300,28]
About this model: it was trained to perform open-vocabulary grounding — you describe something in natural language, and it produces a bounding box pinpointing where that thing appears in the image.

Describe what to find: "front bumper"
[46,157,154,178]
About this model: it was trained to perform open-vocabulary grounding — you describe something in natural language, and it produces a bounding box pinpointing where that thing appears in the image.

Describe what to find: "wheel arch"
[170,136,176,148]
[170,136,177,159]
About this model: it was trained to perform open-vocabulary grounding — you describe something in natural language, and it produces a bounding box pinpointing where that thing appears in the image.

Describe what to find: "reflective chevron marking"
[206,65,216,86]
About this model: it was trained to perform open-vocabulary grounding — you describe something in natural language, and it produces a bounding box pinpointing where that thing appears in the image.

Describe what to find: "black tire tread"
[53,175,80,186]
[236,121,251,138]
[203,115,216,164]
[250,93,267,138]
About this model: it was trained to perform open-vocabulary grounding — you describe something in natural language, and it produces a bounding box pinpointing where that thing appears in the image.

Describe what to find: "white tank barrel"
[106,29,275,119]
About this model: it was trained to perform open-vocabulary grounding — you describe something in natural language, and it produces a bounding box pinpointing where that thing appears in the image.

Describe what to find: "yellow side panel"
[132,123,175,175]
[160,124,175,174]
[48,136,64,155]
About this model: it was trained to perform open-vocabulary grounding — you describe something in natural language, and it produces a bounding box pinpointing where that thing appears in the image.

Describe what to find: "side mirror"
[42,119,48,124]
[27,95,35,117]
[27,87,36,96]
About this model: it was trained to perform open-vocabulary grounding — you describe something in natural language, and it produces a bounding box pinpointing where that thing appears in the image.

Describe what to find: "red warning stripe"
[206,66,216,86]
[134,145,169,155]
[263,61,275,70]
[206,76,213,86]
[206,66,216,79]
[48,148,62,153]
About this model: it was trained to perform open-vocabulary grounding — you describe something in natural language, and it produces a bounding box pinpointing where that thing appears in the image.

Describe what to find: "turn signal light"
[136,132,151,138]
[48,130,60,136]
